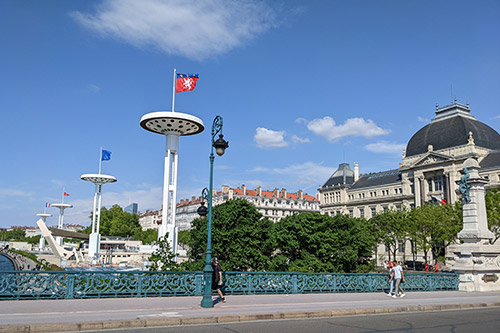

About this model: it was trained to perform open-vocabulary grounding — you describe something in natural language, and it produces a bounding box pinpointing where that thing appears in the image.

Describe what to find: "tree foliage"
[486,188,500,243]
[371,209,409,261]
[371,203,462,264]
[273,212,376,273]
[148,236,177,271]
[84,205,141,238]
[185,199,275,271]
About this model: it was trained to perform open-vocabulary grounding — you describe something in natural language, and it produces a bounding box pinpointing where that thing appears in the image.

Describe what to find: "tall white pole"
[91,184,99,234]
[172,68,176,113]
[96,185,103,234]
[160,137,171,240]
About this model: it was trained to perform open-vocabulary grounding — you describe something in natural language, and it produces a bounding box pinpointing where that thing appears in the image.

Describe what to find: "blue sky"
[1,0,500,229]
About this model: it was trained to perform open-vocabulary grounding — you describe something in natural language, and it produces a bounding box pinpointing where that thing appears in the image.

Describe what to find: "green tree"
[177,230,190,247]
[185,199,274,271]
[133,229,157,244]
[274,212,376,273]
[84,205,141,238]
[371,209,409,262]
[486,188,500,243]
[408,203,462,264]
[148,236,177,271]
[0,229,26,241]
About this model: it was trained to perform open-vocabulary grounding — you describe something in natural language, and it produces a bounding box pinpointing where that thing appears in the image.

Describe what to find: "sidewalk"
[0,291,499,332]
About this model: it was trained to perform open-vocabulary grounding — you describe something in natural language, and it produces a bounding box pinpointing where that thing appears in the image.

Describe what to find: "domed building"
[319,99,500,218]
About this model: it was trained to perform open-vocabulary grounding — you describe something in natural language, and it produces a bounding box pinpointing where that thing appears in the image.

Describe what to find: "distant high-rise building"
[124,203,138,215]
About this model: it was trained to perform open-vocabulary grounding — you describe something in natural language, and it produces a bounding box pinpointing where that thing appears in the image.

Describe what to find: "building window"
[434,176,443,191]
[349,210,353,218]
[398,240,405,253]
[371,207,376,216]
[360,209,364,218]
[428,179,433,192]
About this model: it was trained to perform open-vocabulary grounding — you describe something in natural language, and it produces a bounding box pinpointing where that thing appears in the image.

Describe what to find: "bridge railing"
[0,270,458,300]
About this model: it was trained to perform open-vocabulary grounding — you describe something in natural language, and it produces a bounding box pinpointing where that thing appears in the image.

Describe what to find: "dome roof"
[406,102,500,157]
[321,163,354,188]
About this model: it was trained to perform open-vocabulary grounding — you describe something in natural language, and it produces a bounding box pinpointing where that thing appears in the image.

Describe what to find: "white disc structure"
[140,111,204,255]
[81,173,117,261]
[36,213,52,220]
[51,203,72,229]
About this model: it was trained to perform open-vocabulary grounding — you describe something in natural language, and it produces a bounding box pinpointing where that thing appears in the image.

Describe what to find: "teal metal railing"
[0,270,458,300]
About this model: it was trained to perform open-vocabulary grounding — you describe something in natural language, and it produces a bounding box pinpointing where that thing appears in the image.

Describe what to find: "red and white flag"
[176,73,199,93]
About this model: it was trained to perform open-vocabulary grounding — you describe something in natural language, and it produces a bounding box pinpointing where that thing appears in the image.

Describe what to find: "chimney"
[281,188,287,199]
[222,185,229,194]
[229,188,234,200]
[273,188,279,198]
[297,190,303,200]
[191,196,196,202]
[354,162,359,182]
[257,186,262,196]
[241,184,246,195]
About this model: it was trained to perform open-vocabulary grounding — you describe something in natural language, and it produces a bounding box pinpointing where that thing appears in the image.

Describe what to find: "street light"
[199,115,229,308]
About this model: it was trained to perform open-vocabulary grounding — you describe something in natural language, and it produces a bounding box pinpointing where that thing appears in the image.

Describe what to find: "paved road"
[87,307,500,333]
[0,291,498,332]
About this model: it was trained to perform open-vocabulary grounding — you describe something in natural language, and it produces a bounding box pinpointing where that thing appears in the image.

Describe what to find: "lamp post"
[198,115,229,308]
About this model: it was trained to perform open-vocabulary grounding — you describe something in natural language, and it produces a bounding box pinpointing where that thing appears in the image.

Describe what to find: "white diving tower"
[140,111,204,255]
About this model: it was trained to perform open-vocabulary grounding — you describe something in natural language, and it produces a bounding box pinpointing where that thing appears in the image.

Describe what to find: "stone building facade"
[318,101,500,266]
[139,186,319,231]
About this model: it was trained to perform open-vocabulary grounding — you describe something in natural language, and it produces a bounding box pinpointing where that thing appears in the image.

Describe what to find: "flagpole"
[172,68,176,113]
[98,147,103,174]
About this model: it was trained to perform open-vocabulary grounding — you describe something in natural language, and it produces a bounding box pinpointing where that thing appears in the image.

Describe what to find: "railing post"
[247,274,252,294]
[292,272,298,294]
[137,274,143,297]
[65,273,75,299]
[195,271,203,296]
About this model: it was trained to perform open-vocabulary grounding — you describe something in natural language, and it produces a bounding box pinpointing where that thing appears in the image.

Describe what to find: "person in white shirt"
[390,261,405,298]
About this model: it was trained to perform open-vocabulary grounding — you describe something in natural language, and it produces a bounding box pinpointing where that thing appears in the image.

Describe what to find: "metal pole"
[201,116,224,308]
[201,145,215,308]
[98,147,103,174]
[172,68,176,113]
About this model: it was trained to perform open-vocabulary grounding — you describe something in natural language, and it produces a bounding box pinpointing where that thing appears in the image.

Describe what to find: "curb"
[1,302,499,332]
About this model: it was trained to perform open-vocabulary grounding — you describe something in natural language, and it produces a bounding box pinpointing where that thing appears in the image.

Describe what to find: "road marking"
[138,312,182,318]
[0,307,192,317]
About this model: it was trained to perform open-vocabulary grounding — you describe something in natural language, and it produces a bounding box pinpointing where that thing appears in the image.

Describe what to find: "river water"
[0,254,14,270]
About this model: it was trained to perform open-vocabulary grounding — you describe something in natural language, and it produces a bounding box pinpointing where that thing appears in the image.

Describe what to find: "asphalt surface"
[0,291,498,332]
[91,307,500,333]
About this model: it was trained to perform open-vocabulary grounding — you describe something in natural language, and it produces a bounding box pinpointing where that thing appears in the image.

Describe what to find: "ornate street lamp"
[199,115,228,308]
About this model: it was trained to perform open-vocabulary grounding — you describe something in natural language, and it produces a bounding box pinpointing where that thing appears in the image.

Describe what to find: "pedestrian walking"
[390,261,405,298]
[211,257,226,303]
[386,265,395,296]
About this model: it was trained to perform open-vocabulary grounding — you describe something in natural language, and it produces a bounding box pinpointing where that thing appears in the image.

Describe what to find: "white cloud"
[365,141,406,154]
[306,116,389,142]
[249,161,333,188]
[291,135,310,144]
[89,84,101,92]
[254,127,288,148]
[71,0,277,61]
[417,116,430,122]
[0,189,33,197]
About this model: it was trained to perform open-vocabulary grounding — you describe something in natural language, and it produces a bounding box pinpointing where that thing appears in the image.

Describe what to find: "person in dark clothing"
[211,257,225,303]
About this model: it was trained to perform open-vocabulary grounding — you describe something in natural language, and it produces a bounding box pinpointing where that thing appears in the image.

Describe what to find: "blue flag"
[102,150,111,161]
